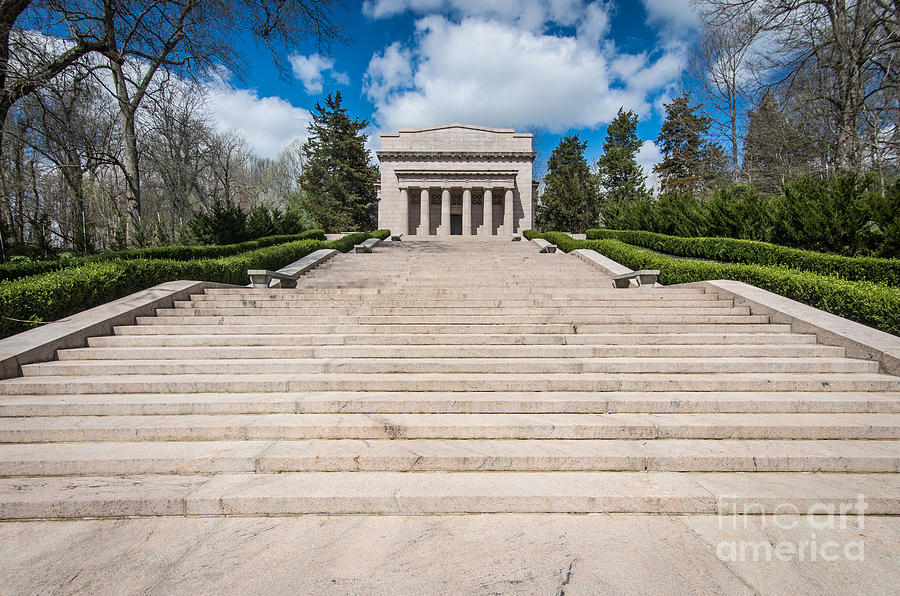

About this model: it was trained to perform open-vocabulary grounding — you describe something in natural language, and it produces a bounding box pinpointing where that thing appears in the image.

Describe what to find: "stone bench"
[247,249,337,288]
[611,270,661,288]
[511,233,523,242]
[354,237,383,253]
[531,238,557,253]
[390,233,403,241]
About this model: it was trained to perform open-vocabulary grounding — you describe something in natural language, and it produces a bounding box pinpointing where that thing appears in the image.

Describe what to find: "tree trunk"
[108,57,143,246]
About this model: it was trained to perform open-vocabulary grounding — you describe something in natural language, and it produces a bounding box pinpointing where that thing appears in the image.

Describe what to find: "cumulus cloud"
[364,42,414,102]
[641,0,699,44]
[636,139,663,190]
[289,53,349,94]
[364,0,593,31]
[365,16,682,133]
[206,84,312,159]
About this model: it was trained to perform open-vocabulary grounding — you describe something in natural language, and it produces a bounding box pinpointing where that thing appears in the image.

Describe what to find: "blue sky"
[210,0,701,183]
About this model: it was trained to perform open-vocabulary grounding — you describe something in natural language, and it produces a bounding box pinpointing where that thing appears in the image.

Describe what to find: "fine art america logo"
[714,495,868,563]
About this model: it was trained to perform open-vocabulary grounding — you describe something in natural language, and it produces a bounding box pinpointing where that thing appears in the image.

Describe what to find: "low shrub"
[525,231,900,335]
[0,229,327,282]
[585,229,900,287]
[0,230,389,339]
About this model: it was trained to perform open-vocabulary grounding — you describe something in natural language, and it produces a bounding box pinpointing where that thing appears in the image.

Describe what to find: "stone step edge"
[0,280,238,381]
[0,472,894,519]
[676,280,900,377]
[1,439,897,476]
[3,391,898,416]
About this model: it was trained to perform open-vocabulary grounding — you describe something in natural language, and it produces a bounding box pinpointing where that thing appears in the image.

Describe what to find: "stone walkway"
[1,514,896,594]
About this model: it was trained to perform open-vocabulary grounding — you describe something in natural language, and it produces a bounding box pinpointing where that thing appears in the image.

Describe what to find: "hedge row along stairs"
[0,238,898,518]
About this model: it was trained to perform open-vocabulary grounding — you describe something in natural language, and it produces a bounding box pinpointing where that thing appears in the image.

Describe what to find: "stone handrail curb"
[530,238,557,253]
[571,248,634,276]
[0,280,237,380]
[248,249,338,288]
[354,238,383,253]
[677,280,900,376]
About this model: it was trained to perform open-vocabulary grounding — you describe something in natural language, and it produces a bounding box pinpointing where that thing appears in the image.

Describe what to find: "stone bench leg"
[636,273,659,286]
[249,273,273,289]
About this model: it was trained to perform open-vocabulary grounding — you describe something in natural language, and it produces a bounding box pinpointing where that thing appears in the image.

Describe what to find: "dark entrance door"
[450,214,462,235]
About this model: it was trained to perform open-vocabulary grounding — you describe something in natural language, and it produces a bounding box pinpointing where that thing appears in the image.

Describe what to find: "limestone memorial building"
[376,124,536,236]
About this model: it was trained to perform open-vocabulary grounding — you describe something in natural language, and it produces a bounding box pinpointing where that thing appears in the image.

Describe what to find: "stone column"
[483,188,493,235]
[399,187,409,236]
[438,187,451,236]
[462,187,472,236]
[503,188,514,234]
[418,188,430,235]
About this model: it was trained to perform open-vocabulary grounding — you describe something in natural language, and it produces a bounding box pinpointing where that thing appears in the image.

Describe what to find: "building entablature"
[394,170,517,190]
[377,151,536,162]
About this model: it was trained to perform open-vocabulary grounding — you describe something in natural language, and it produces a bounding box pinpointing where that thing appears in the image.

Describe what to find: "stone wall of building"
[377,124,535,236]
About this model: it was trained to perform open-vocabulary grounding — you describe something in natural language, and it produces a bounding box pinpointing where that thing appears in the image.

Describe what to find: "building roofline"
[381,123,531,136]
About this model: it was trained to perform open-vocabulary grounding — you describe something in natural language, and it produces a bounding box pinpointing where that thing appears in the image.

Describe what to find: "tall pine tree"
[298,92,379,232]
[536,135,600,232]
[654,92,727,195]
[597,108,648,202]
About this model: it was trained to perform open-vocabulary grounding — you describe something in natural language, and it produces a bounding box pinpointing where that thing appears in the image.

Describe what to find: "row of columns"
[399,186,515,236]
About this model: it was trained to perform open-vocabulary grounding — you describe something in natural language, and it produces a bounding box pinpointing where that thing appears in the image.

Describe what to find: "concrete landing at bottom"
[0,514,894,595]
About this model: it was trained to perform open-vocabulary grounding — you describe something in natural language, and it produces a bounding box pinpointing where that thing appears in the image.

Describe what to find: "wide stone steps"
[1,239,897,519]
[172,300,734,315]
[2,392,898,416]
[21,357,879,376]
[2,372,897,394]
[87,332,821,347]
[1,439,897,476]
[114,323,797,335]
[0,472,894,518]
[191,292,719,302]
[161,305,748,316]
[136,314,770,326]
[57,344,847,360]
[0,412,896,443]
[201,288,704,298]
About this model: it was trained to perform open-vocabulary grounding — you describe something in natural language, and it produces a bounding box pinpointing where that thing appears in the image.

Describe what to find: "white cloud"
[636,139,663,191]
[207,85,312,159]
[289,53,348,94]
[641,0,699,44]
[364,0,589,31]
[364,42,414,102]
[365,16,683,133]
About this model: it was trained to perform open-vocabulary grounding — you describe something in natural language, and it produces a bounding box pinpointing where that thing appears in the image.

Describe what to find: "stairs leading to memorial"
[0,238,898,518]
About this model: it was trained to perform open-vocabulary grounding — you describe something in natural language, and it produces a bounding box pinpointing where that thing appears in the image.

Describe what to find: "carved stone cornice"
[395,169,517,190]
[377,151,535,162]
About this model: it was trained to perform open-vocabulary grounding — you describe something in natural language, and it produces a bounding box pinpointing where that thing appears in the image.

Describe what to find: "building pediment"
[380,123,533,154]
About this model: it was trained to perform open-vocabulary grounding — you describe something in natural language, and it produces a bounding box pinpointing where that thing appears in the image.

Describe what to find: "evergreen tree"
[536,135,600,232]
[654,92,725,195]
[298,92,379,232]
[742,94,814,194]
[188,198,248,245]
[597,108,648,202]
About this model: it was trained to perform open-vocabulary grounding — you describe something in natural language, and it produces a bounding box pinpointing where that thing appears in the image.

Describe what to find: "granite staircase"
[0,238,898,518]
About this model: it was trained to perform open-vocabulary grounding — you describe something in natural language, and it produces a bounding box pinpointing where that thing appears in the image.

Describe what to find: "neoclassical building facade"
[376,124,536,236]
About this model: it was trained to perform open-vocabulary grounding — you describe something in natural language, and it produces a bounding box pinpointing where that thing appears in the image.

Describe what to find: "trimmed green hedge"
[0,230,389,339]
[0,229,327,282]
[586,228,900,287]
[526,231,900,335]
